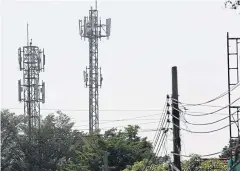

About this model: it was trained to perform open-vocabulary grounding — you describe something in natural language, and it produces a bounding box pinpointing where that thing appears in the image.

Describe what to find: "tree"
[1,109,85,171]
[123,159,169,171]
[225,0,240,11]
[181,154,201,171]
[1,109,27,171]
[220,138,238,158]
[200,159,227,170]
[62,125,156,171]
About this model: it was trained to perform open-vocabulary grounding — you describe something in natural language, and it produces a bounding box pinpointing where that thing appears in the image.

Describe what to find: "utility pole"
[78,0,111,133]
[171,66,181,171]
[103,151,109,171]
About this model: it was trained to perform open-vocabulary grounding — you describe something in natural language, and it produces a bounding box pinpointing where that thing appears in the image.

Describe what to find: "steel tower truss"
[227,32,240,156]
[18,40,46,140]
[79,4,111,133]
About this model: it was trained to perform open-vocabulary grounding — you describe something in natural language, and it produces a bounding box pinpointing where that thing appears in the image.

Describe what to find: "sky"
[1,0,240,160]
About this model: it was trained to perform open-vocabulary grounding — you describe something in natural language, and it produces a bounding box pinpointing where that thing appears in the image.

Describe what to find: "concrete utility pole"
[103,151,109,171]
[172,66,181,171]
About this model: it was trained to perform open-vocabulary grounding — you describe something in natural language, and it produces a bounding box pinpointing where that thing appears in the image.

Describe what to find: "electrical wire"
[153,117,169,157]
[74,113,164,127]
[171,117,240,133]
[74,120,164,130]
[171,82,240,106]
[141,117,167,170]
[172,142,240,158]
[178,100,240,133]
[179,111,189,159]
[170,110,239,126]
[149,122,170,171]
[142,98,169,171]
[152,101,168,149]
[71,110,232,128]
[172,97,240,116]
[1,107,167,112]
[148,99,171,171]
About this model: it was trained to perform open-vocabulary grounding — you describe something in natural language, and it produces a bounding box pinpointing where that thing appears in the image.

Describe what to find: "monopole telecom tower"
[78,0,111,133]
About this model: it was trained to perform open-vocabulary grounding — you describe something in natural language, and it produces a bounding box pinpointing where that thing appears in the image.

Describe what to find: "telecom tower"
[18,24,46,140]
[227,32,240,158]
[78,1,111,133]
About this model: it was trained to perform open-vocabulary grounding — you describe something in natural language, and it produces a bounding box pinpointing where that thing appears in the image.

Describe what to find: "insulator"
[166,94,170,99]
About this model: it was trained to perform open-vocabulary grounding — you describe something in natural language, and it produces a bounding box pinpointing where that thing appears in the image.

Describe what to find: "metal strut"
[227,32,240,162]
[79,2,111,133]
[18,24,46,140]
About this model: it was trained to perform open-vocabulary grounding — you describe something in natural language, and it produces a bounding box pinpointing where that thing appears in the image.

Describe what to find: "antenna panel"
[84,71,86,82]
[18,80,22,102]
[84,17,87,37]
[86,21,91,36]
[42,49,45,66]
[79,20,82,36]
[18,48,22,70]
[106,18,111,37]
[42,81,45,104]
[38,55,41,71]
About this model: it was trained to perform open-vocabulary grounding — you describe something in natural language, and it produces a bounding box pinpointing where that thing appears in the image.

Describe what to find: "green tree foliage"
[2,109,229,171]
[181,154,228,171]
[1,110,85,171]
[61,125,155,171]
[181,154,201,171]
[1,109,27,170]
[200,159,227,170]
[220,138,238,159]
[123,159,168,171]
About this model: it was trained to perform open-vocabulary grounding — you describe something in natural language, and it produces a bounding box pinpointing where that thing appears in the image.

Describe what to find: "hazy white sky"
[1,0,240,159]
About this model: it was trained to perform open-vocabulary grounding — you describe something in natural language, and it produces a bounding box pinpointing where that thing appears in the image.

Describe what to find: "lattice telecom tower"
[227,32,240,156]
[78,0,111,133]
[18,24,46,140]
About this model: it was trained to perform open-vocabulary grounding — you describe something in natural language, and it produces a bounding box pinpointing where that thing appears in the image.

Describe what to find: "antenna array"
[18,25,46,140]
[78,2,111,133]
